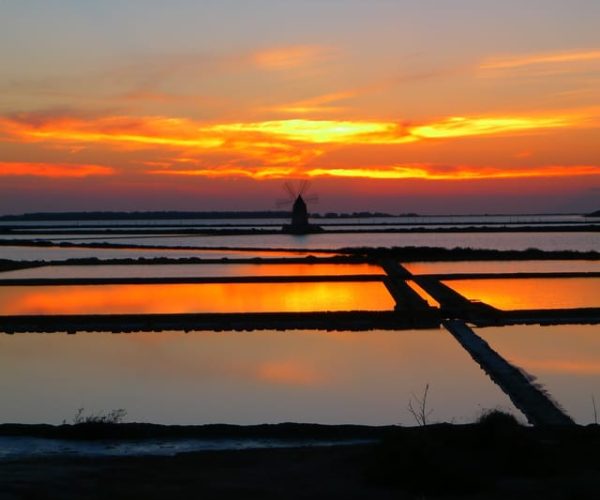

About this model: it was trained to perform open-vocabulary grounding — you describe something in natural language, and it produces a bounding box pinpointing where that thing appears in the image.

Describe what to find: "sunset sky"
[1,0,599,214]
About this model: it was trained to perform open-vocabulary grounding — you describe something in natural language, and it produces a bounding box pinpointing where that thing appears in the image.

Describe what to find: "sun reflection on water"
[443,278,600,310]
[0,282,395,315]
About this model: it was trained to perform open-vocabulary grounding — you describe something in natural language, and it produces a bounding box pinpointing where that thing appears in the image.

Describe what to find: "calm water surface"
[0,263,384,280]
[0,330,519,425]
[0,246,335,262]
[3,220,591,235]
[0,214,589,228]
[477,325,600,425]
[44,231,600,252]
[404,260,600,275]
[0,282,394,315]
[407,281,441,307]
[444,278,600,310]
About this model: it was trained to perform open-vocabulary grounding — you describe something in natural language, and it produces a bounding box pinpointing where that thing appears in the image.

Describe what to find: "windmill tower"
[279,181,323,235]
[291,194,309,227]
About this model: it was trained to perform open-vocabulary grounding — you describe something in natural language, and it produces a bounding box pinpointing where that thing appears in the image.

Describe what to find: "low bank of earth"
[1,419,600,499]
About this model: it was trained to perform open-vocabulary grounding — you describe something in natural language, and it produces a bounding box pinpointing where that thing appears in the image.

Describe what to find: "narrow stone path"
[443,318,575,426]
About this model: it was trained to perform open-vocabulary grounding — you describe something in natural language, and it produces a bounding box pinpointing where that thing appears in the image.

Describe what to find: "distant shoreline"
[1,210,399,221]
[0,210,596,221]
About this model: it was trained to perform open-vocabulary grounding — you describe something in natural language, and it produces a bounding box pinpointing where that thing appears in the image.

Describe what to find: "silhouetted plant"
[592,395,598,425]
[407,383,433,426]
[476,408,521,427]
[66,407,127,425]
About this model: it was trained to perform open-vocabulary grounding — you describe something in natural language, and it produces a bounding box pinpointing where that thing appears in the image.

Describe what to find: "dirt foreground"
[1,420,600,499]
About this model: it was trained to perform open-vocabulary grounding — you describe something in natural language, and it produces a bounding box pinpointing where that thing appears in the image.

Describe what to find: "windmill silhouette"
[278,180,323,235]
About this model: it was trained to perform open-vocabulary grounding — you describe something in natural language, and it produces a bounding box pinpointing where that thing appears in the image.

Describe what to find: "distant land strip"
[1,226,599,237]
[0,210,399,221]
[1,210,598,221]
[1,308,598,334]
[1,222,597,231]
[0,311,440,334]
[0,246,598,267]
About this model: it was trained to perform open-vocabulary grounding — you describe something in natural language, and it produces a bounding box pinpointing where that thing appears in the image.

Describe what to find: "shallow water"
[407,281,441,307]
[477,325,600,425]
[0,245,335,262]
[3,220,591,236]
[404,260,600,275]
[0,263,384,280]
[443,278,600,310]
[0,330,519,425]
[0,282,395,315]
[0,214,589,228]
[42,231,600,252]
[0,436,373,459]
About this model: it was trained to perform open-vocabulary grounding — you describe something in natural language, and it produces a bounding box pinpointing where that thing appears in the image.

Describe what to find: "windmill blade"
[283,181,296,199]
[276,180,319,209]
[298,179,311,196]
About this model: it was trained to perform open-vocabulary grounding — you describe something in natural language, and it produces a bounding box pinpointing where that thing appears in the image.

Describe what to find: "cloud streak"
[481,49,600,70]
[0,161,114,178]
[150,166,296,179]
[253,45,330,70]
[150,164,599,181]
[2,110,598,182]
[270,90,356,115]
[2,110,591,151]
[306,164,599,180]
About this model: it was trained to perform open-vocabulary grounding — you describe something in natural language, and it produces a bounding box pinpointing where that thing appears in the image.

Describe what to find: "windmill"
[278,180,323,234]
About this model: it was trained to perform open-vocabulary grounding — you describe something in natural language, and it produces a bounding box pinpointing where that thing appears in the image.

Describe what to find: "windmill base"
[281,223,324,235]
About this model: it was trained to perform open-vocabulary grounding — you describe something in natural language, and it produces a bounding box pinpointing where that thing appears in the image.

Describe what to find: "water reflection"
[477,325,600,424]
[406,281,441,307]
[0,214,586,228]
[0,246,337,262]
[0,330,519,425]
[0,282,394,315]
[0,263,384,280]
[443,278,600,310]
[404,260,600,275]
[57,232,600,252]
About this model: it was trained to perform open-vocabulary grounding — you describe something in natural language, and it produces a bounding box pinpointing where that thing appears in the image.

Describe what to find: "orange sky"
[1,1,599,214]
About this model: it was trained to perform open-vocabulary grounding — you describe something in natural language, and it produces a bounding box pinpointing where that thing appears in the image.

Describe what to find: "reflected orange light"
[407,281,440,308]
[509,357,600,375]
[0,328,520,425]
[0,161,114,178]
[256,360,323,385]
[0,282,395,315]
[444,278,600,310]
[477,325,600,423]
[404,261,600,275]
[226,263,384,277]
[1,263,384,280]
